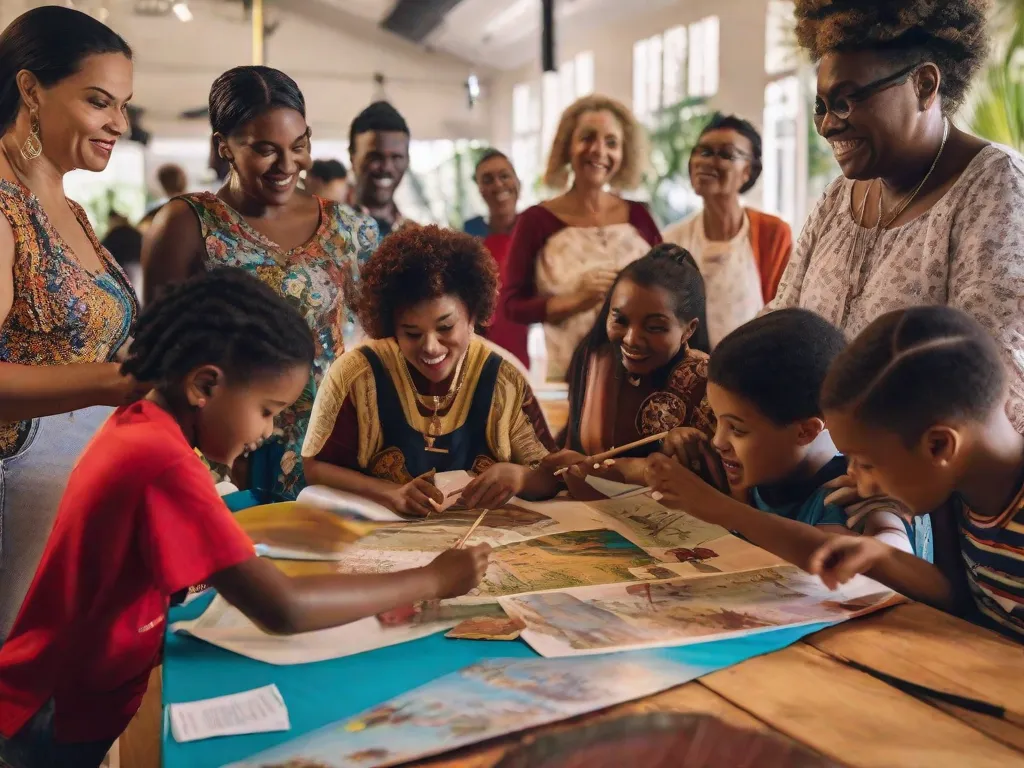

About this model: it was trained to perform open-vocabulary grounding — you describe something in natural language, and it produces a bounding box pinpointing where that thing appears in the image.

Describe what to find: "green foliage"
[967,0,1024,149]
[643,96,710,225]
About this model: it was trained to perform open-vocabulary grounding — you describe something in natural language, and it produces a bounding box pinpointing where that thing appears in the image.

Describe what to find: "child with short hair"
[644,309,919,572]
[808,306,1023,641]
[0,269,490,768]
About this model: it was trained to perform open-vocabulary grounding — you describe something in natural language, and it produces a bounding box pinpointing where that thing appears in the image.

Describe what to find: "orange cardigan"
[747,208,793,303]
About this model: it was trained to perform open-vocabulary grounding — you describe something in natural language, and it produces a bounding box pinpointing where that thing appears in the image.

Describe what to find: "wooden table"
[122,602,1024,767]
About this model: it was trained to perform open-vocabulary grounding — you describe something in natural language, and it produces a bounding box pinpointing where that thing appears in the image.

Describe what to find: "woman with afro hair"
[301,225,559,516]
[770,0,1024,432]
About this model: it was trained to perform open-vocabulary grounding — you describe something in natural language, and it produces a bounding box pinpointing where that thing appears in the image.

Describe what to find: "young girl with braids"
[549,244,715,492]
[0,269,489,767]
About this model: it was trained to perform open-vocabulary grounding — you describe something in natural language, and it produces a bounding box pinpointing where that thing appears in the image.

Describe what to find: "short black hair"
[156,163,187,196]
[208,66,306,138]
[794,0,989,113]
[821,307,1006,445]
[309,158,347,182]
[474,148,511,175]
[352,225,497,339]
[349,100,410,149]
[710,309,847,425]
[695,113,763,194]
[122,268,315,387]
[0,6,132,134]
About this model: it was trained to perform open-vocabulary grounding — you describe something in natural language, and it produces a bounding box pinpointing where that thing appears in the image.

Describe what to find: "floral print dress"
[180,192,379,500]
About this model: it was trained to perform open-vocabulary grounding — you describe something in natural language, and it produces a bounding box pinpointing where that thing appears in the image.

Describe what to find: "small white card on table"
[168,683,290,743]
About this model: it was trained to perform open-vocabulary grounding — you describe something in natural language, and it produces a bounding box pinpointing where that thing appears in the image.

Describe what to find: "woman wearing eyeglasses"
[773,0,1024,430]
[664,114,792,347]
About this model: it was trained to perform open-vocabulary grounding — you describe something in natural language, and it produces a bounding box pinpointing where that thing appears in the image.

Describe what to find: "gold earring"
[20,112,41,161]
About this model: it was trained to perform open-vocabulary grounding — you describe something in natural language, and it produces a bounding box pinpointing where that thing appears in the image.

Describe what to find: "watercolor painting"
[227,654,713,768]
[586,494,728,555]
[457,529,658,603]
[501,566,898,657]
[235,503,376,561]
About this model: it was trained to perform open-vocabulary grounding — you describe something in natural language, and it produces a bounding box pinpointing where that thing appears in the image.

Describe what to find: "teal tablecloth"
[161,591,829,767]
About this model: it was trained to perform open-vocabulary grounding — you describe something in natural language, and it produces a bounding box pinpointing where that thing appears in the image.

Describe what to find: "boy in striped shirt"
[808,306,1023,641]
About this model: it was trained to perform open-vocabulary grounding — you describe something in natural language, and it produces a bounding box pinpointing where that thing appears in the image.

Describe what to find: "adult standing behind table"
[305,158,348,203]
[142,65,378,502]
[503,94,661,382]
[348,101,415,239]
[0,7,143,641]
[664,114,792,347]
[772,0,1024,430]
[464,149,530,368]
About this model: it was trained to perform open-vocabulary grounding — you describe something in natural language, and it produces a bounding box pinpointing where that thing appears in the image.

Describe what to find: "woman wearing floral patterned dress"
[0,8,143,643]
[143,66,378,501]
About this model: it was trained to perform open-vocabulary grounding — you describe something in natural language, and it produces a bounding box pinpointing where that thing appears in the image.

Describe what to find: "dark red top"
[0,401,255,742]
[503,201,662,325]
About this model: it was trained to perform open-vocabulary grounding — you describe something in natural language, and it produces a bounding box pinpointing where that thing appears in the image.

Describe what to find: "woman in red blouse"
[503,94,661,382]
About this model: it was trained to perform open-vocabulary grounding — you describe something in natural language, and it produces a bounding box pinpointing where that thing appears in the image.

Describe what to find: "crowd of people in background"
[0,1,1022,766]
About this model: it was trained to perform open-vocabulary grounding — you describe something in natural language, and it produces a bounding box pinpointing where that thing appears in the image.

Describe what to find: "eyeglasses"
[814,63,923,124]
[693,144,750,163]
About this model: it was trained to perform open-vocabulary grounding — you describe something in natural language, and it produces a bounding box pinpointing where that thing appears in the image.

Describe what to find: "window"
[765,1,797,76]
[512,81,542,205]
[633,17,719,122]
[762,75,801,225]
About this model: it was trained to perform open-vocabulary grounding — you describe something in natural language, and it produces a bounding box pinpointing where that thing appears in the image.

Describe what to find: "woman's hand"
[661,428,727,492]
[540,449,589,474]
[103,364,152,407]
[576,268,618,310]
[458,463,527,509]
[423,544,492,599]
[388,475,445,518]
[807,535,893,590]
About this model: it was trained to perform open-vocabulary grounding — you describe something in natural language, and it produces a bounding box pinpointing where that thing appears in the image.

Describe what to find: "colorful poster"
[501,566,899,657]
[226,653,717,768]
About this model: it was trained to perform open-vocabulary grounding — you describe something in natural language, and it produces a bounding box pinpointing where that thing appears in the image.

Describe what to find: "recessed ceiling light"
[172,1,192,22]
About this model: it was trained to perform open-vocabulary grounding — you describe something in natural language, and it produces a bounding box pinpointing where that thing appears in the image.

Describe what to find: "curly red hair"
[352,224,499,339]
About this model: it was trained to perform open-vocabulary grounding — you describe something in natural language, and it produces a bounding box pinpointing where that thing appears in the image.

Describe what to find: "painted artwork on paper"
[227,654,711,768]
[502,566,898,657]
[586,494,728,553]
[459,529,658,602]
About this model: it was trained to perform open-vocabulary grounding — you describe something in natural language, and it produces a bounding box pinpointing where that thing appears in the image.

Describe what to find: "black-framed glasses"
[814,62,923,124]
[693,144,750,162]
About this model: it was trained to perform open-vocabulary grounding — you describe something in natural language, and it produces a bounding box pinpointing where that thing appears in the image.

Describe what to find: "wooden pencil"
[455,509,489,549]
[553,431,669,477]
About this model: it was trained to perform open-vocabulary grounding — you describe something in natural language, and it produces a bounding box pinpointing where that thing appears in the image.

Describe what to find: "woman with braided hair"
[547,244,716,492]
[0,269,489,766]
[770,0,1024,433]
[142,65,378,503]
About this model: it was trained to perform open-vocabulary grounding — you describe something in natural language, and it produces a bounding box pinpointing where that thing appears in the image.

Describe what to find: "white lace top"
[770,144,1024,431]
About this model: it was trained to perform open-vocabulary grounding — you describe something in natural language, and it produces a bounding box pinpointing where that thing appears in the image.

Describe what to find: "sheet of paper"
[584,475,646,498]
[297,485,403,522]
[171,596,455,665]
[169,684,290,743]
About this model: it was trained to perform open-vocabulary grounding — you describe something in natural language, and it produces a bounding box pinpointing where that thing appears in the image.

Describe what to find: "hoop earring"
[20,112,41,161]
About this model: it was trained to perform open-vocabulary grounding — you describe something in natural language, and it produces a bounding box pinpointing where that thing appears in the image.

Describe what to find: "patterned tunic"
[770,145,1024,431]
[181,192,379,500]
[0,180,138,458]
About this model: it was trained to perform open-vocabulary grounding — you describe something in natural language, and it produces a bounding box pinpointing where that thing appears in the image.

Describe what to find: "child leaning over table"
[803,307,1024,643]
[0,269,490,768]
[640,309,928,572]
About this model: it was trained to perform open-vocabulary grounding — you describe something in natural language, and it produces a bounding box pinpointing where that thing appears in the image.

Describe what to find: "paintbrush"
[554,431,669,477]
[455,508,489,549]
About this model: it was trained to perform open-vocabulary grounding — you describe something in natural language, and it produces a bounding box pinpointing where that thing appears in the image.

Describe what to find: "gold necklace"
[398,346,470,453]
[879,116,950,230]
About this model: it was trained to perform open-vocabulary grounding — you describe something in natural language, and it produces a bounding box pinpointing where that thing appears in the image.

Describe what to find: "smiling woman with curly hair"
[302,225,558,517]
[770,0,1024,433]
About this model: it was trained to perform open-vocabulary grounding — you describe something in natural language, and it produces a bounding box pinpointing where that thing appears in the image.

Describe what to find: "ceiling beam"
[382,0,465,44]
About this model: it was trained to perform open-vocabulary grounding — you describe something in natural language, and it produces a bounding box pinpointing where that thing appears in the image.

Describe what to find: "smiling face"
[351,130,410,209]
[569,109,624,190]
[26,52,133,172]
[605,279,694,376]
[824,406,961,515]
[190,363,309,466]
[815,50,928,181]
[220,107,311,206]
[707,382,824,490]
[394,294,474,385]
[475,154,519,220]
[689,127,753,199]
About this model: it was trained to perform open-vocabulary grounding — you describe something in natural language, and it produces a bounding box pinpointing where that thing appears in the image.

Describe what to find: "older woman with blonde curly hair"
[504,94,660,382]
[770,0,1024,431]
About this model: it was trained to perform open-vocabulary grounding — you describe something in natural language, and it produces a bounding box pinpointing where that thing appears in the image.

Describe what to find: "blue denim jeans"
[0,700,113,768]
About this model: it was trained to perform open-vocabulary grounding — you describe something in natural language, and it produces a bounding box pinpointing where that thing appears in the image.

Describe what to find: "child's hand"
[425,544,492,598]
[823,475,913,526]
[660,428,728,492]
[389,475,444,518]
[643,453,706,511]
[458,463,526,509]
[808,535,892,590]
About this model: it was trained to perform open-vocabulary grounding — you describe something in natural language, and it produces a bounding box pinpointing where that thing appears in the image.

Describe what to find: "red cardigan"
[746,208,793,303]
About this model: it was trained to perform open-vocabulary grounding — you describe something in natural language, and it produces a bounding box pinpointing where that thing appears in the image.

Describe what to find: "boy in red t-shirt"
[0,270,489,767]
